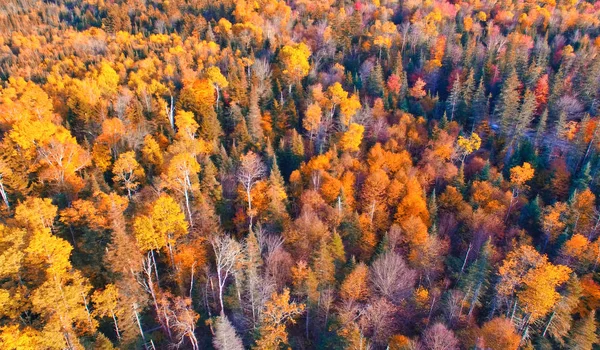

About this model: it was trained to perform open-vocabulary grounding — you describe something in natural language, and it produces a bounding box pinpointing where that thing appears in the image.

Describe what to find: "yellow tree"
[237,151,266,230]
[279,43,311,93]
[456,132,481,165]
[151,194,188,267]
[206,66,229,108]
[506,162,535,221]
[304,103,322,141]
[339,123,364,152]
[112,151,145,198]
[163,152,200,225]
[134,194,188,268]
[254,288,304,350]
[37,127,91,194]
[92,284,123,341]
[518,263,571,321]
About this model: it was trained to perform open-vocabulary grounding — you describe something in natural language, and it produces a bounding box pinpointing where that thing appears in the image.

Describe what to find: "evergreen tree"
[567,310,598,350]
[495,69,521,136]
[460,238,492,317]
[367,63,385,98]
[447,73,461,122]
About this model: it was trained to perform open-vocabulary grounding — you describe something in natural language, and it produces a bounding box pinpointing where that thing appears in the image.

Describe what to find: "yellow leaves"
[328,82,348,105]
[477,11,487,22]
[457,132,482,161]
[96,61,119,97]
[142,134,164,168]
[509,162,535,187]
[92,284,120,318]
[134,215,161,252]
[518,262,571,320]
[190,78,216,107]
[9,119,58,151]
[339,123,364,152]
[175,110,199,140]
[0,325,44,350]
[26,228,73,277]
[15,197,57,231]
[542,202,567,242]
[463,16,473,31]
[0,225,26,278]
[165,152,201,192]
[339,94,361,126]
[112,151,145,196]
[498,244,571,320]
[206,66,229,89]
[279,42,311,84]
[414,286,430,307]
[37,127,91,191]
[134,194,188,252]
[217,18,233,33]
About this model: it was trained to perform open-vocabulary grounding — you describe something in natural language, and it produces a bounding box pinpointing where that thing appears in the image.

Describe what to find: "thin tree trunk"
[542,310,555,337]
[111,311,122,340]
[460,243,472,275]
[0,180,9,209]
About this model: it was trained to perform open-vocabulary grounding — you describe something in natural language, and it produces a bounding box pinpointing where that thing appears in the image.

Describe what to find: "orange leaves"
[509,162,535,187]
[303,103,322,136]
[498,245,571,321]
[409,78,427,99]
[340,263,370,302]
[190,78,216,107]
[254,288,304,350]
[518,262,571,320]
[478,317,520,350]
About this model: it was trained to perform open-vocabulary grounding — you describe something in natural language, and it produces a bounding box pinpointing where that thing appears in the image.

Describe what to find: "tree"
[206,66,228,108]
[567,310,598,350]
[421,323,459,350]
[506,162,535,221]
[339,123,364,152]
[409,78,427,99]
[479,317,520,350]
[92,284,123,341]
[213,313,244,350]
[543,274,582,343]
[210,234,243,314]
[237,151,267,230]
[370,251,417,303]
[279,43,311,93]
[456,132,481,165]
[163,152,200,225]
[37,127,91,194]
[254,288,304,350]
[112,151,144,198]
[495,69,521,137]
[134,194,188,268]
[304,103,322,141]
[340,263,370,302]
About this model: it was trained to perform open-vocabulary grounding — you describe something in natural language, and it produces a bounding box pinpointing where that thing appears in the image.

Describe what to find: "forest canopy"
[0,0,600,349]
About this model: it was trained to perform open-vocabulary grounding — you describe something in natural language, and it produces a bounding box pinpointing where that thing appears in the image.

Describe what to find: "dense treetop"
[0,0,600,349]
